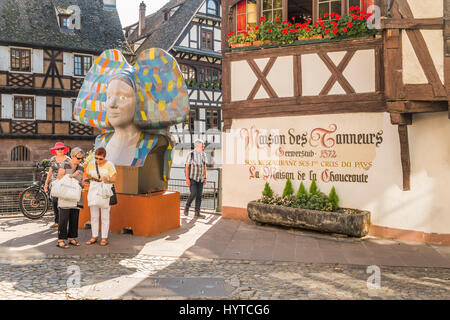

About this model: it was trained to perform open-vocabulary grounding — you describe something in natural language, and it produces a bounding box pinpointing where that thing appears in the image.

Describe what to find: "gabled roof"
[127,0,205,55]
[0,0,133,55]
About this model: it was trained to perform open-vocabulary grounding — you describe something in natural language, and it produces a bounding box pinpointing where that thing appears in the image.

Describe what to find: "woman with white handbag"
[55,147,86,249]
[43,142,71,228]
[85,147,117,246]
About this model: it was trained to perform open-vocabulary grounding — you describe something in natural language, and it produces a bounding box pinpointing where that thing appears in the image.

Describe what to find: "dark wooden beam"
[397,125,411,191]
[387,100,448,113]
[390,112,412,125]
[381,18,444,30]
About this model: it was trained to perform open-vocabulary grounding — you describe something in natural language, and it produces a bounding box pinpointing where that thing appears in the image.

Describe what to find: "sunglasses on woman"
[75,156,84,160]
[95,157,104,161]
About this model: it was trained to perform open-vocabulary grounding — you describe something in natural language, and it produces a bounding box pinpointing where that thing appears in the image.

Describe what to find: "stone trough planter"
[247,201,371,238]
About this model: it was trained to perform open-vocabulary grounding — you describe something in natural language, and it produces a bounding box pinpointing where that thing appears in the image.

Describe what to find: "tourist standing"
[184,139,207,218]
[85,147,116,246]
[44,142,71,228]
[56,147,86,249]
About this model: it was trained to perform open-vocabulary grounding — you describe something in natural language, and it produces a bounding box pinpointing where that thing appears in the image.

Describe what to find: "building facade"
[221,0,450,243]
[124,0,223,174]
[0,0,132,167]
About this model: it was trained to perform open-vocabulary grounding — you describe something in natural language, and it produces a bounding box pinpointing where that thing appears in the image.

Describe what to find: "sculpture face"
[105,79,136,128]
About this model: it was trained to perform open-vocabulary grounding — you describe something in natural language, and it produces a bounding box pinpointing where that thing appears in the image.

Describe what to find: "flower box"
[252,40,271,46]
[247,200,371,238]
[230,42,252,48]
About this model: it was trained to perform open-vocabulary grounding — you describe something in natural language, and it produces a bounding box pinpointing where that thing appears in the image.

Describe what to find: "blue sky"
[116,0,170,27]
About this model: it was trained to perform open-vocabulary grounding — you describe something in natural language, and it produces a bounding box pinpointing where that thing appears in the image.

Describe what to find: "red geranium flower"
[315,22,318,28]
[291,16,295,20]
[290,29,296,33]
[295,23,301,27]
[335,14,341,20]
[282,28,287,35]
[282,20,287,24]
[267,29,272,33]
[306,28,311,32]
[332,28,338,34]
[324,13,329,17]
[325,29,329,34]
[276,17,280,21]
[331,13,335,17]
[260,16,265,22]
[288,23,292,26]
[347,21,353,28]
[343,27,347,32]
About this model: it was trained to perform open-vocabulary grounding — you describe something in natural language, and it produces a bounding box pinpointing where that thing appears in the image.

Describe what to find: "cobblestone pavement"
[0,254,449,300]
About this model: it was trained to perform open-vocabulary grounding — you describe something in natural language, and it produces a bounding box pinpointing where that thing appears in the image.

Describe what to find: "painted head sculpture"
[73,48,189,190]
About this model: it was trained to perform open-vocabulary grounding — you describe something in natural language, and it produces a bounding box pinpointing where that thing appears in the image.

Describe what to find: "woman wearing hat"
[44,142,71,228]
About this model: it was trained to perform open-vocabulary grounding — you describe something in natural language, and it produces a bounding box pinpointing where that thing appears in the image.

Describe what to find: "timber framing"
[222,0,450,192]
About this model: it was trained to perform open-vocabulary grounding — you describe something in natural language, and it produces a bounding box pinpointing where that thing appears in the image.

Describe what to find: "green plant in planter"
[309,179,320,195]
[282,178,294,197]
[328,186,340,211]
[262,182,274,198]
[306,192,333,211]
[296,181,308,197]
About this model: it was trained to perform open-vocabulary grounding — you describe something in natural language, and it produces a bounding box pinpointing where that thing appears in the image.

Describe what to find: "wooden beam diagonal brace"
[247,57,278,100]
[319,50,356,95]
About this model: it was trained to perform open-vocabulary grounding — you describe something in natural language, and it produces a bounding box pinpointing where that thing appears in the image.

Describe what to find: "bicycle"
[19,162,50,219]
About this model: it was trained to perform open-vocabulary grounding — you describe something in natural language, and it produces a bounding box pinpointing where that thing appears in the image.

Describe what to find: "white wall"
[407,0,443,18]
[222,112,450,235]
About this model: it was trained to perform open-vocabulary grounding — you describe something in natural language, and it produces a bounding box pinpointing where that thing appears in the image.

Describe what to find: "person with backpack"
[184,139,207,218]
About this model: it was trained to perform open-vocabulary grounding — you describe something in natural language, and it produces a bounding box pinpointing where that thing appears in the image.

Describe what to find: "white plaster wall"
[402,31,427,84]
[61,98,74,121]
[0,46,10,71]
[266,56,293,98]
[407,0,443,18]
[342,49,375,93]
[302,54,331,95]
[1,94,13,118]
[199,0,207,13]
[35,96,46,120]
[222,112,450,235]
[32,49,44,74]
[190,25,198,43]
[180,34,189,47]
[231,60,258,101]
[63,52,74,76]
[402,30,444,85]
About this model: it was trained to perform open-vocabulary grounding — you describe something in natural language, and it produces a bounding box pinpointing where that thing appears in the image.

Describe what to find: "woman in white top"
[85,147,117,246]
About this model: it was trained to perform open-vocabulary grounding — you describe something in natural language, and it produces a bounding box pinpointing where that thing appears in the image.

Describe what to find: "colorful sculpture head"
[73,48,189,169]
[74,48,189,131]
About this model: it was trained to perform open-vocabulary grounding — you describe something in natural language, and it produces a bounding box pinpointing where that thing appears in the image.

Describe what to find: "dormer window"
[207,0,218,15]
[60,15,71,29]
[55,6,80,31]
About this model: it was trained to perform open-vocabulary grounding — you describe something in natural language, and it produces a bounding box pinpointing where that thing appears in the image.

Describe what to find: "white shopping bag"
[87,181,113,208]
[50,175,82,201]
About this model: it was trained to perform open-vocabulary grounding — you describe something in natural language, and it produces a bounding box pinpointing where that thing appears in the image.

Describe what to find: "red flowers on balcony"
[227,6,378,49]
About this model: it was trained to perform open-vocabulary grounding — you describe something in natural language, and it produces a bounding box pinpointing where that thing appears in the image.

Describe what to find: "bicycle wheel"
[19,186,49,219]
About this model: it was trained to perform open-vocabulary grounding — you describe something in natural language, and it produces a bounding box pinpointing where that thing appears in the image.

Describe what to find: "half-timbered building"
[221,0,450,243]
[124,0,223,172]
[0,0,132,167]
